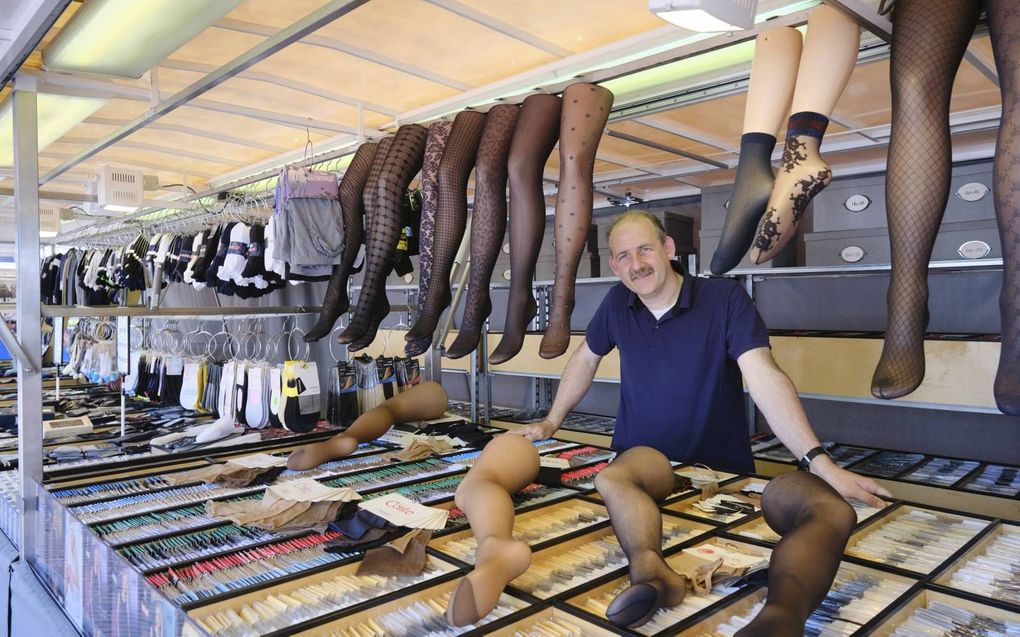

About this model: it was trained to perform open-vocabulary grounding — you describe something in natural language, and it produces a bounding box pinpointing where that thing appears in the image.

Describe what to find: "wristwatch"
[798,446,830,471]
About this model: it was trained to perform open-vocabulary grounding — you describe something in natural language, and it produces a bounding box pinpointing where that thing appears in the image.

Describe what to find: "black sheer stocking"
[340,125,428,348]
[447,104,521,359]
[988,0,1020,415]
[305,142,378,342]
[871,0,982,399]
[540,83,614,359]
[489,94,561,365]
[405,110,487,353]
[735,472,856,637]
[406,120,454,356]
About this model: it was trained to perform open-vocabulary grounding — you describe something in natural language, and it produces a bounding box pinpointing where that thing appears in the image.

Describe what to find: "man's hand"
[508,420,559,442]
[812,459,891,508]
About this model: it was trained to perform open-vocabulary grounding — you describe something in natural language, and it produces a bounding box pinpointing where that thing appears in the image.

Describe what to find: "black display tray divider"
[474,599,631,636]
[259,565,466,637]
[136,526,315,576]
[860,585,1020,637]
[925,581,1020,616]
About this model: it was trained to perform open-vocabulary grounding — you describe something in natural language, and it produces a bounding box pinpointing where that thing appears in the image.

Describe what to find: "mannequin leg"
[305,142,378,342]
[735,472,856,637]
[870,0,982,398]
[490,94,561,365]
[750,6,860,264]
[406,120,455,356]
[987,0,1020,415]
[446,434,539,626]
[340,124,428,347]
[447,104,521,359]
[405,110,487,352]
[540,83,614,359]
[286,380,448,470]
[711,26,801,275]
[595,447,688,628]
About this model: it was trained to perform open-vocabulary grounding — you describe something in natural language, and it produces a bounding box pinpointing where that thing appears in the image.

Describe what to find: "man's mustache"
[630,267,653,281]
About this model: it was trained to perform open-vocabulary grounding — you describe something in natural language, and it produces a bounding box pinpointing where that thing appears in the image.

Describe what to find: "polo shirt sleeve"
[725,282,770,360]
[585,292,616,356]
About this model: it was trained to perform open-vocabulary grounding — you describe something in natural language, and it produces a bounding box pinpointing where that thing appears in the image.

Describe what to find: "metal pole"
[13,74,43,557]
[744,274,757,436]
[480,319,491,427]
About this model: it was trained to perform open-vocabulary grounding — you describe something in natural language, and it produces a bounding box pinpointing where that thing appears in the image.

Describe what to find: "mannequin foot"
[489,296,537,364]
[346,298,391,353]
[405,335,432,357]
[305,280,350,343]
[287,435,359,470]
[750,112,832,264]
[539,299,573,359]
[872,304,929,399]
[406,287,452,344]
[606,582,663,628]
[734,606,802,637]
[446,537,531,627]
[629,549,688,607]
[994,361,1020,416]
[446,298,491,359]
[711,132,777,275]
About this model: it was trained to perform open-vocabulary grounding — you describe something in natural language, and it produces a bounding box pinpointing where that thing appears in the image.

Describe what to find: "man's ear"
[663,235,676,259]
[608,254,622,278]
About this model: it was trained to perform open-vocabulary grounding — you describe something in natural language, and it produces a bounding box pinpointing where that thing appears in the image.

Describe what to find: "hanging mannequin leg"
[750,5,860,264]
[540,83,614,359]
[987,0,1020,415]
[596,447,688,628]
[446,434,539,627]
[406,121,455,356]
[340,125,428,347]
[306,142,378,342]
[735,472,856,637]
[287,381,448,470]
[711,26,801,275]
[871,0,982,398]
[490,94,561,365]
[405,111,487,352]
[447,104,521,359]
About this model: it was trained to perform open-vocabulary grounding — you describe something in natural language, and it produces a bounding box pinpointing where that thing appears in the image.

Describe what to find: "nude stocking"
[871,0,982,399]
[735,472,856,637]
[340,124,428,348]
[490,94,562,365]
[447,434,539,627]
[405,110,487,354]
[286,380,448,470]
[540,83,614,359]
[595,447,688,628]
[987,0,1020,415]
[305,141,378,342]
[447,104,521,359]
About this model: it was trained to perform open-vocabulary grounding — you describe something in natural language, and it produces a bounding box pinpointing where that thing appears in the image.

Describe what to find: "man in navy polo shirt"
[514,211,890,634]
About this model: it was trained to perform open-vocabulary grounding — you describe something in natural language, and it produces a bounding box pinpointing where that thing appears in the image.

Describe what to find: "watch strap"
[798,446,829,471]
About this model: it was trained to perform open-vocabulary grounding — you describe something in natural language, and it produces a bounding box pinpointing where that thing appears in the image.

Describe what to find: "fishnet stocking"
[490,94,561,365]
[405,110,487,352]
[447,104,521,359]
[306,141,378,342]
[341,125,428,349]
[735,472,856,637]
[540,83,614,359]
[988,0,1020,415]
[871,0,982,399]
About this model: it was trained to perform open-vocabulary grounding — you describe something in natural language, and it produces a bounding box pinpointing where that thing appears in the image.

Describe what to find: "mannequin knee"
[762,472,856,536]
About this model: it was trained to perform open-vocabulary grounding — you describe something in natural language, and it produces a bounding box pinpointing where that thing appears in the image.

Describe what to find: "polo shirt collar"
[626,259,694,314]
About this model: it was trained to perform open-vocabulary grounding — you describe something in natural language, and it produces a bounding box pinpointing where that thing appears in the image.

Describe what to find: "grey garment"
[275,197,345,267]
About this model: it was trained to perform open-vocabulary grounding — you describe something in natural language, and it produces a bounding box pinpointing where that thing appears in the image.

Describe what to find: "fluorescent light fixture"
[39,231,58,238]
[649,0,759,31]
[0,93,108,168]
[43,0,244,79]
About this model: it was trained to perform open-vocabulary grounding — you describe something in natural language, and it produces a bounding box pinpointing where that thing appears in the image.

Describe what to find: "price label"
[116,317,130,375]
[502,243,511,254]
[958,240,991,259]
[839,245,866,263]
[502,268,512,281]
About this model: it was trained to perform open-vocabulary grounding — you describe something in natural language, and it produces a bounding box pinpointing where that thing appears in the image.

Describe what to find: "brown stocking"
[735,472,856,637]
[406,120,454,357]
[287,380,448,470]
[540,83,614,359]
[490,94,562,365]
[447,104,521,359]
[340,124,428,348]
[987,0,1020,415]
[871,0,982,398]
[447,434,539,627]
[305,142,378,342]
[405,110,487,353]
